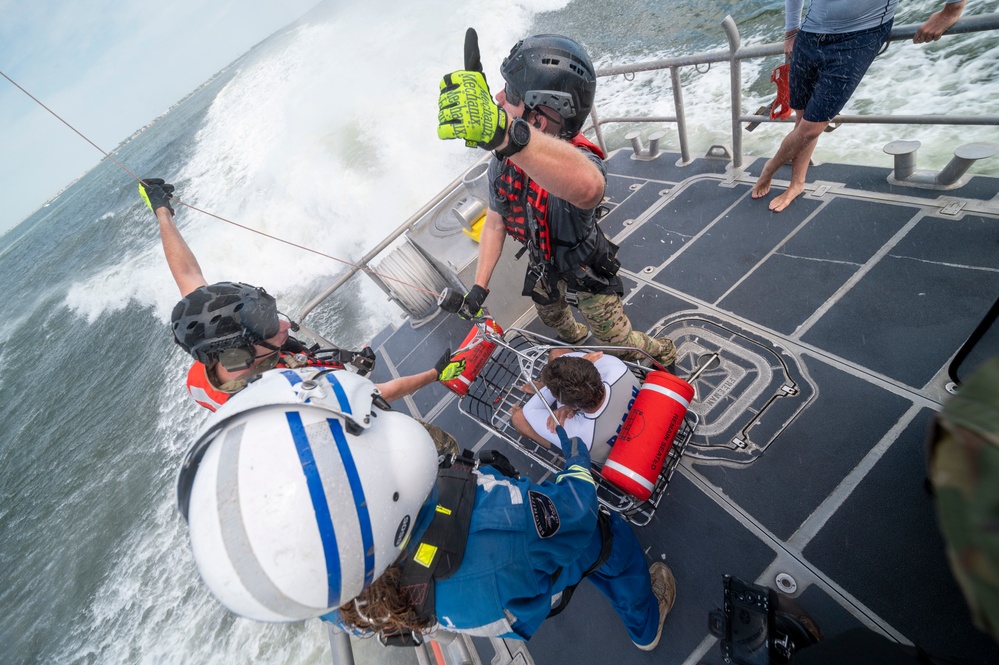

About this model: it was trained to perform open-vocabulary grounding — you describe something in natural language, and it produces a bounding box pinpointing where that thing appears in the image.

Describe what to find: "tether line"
[0,68,438,297]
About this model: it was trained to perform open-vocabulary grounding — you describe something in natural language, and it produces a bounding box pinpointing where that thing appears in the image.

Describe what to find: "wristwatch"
[496,116,531,159]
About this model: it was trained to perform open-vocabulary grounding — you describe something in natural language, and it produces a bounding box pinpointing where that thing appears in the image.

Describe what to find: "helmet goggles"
[505,82,578,120]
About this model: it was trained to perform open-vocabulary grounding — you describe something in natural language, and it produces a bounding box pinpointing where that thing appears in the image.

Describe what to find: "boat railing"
[298,12,999,322]
[590,12,999,168]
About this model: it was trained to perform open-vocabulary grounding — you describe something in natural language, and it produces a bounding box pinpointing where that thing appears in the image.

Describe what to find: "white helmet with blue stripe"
[177,367,439,622]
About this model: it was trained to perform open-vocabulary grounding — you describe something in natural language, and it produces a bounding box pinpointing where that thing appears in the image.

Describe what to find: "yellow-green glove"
[438,70,508,150]
[434,348,467,382]
[139,178,175,215]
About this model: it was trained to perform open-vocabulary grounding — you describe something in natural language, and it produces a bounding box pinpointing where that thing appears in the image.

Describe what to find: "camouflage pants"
[534,280,677,367]
[419,420,460,458]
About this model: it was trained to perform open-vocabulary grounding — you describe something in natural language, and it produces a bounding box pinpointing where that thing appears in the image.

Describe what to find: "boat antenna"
[0,69,440,297]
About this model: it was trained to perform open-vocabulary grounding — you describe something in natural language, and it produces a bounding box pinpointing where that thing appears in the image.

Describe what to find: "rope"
[0,69,439,297]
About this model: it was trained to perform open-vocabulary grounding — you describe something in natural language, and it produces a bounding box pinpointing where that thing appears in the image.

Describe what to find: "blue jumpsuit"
[429,446,660,645]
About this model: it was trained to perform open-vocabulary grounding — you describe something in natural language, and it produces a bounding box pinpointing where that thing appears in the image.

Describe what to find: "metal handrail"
[588,12,999,167]
[299,13,999,322]
[297,156,490,320]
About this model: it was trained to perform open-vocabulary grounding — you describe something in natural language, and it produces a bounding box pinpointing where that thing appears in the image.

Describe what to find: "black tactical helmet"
[171,282,280,366]
[500,34,597,139]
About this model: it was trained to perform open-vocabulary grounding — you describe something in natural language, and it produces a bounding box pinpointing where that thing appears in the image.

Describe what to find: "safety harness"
[493,135,620,303]
[396,453,482,627]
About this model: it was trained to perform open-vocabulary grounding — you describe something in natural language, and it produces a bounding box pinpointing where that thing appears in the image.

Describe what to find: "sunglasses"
[213,313,294,372]
[216,345,274,372]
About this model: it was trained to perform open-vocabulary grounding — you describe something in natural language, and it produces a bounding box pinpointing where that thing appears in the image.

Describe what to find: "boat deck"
[363,148,999,665]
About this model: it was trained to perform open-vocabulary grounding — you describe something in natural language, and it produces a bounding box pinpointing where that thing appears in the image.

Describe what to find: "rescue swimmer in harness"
[176,366,678,651]
[436,32,678,369]
[138,180,464,445]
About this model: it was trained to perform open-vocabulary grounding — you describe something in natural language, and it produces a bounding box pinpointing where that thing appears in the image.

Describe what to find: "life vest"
[186,351,345,412]
[493,135,605,270]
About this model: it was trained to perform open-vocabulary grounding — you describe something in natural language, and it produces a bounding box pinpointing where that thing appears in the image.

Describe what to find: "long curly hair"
[337,565,435,637]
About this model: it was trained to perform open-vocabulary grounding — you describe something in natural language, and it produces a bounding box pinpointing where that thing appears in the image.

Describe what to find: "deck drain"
[775,573,797,594]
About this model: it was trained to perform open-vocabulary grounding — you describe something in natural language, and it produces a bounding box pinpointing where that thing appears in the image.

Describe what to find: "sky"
[0,0,322,234]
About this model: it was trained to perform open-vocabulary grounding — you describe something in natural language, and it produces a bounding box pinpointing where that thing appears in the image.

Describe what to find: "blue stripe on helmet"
[285,411,342,607]
[327,416,375,586]
[323,373,352,415]
[280,369,303,386]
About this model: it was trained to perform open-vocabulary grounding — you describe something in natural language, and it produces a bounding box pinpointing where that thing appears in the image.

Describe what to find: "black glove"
[350,346,377,376]
[458,284,489,320]
[138,178,175,215]
[434,348,466,381]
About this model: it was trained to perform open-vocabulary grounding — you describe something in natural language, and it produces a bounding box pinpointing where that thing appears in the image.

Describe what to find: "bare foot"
[752,176,772,199]
[768,182,804,212]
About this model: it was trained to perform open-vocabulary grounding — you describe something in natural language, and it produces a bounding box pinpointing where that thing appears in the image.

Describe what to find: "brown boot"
[634,562,676,651]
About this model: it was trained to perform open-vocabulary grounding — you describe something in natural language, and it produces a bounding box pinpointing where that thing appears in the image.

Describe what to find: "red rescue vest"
[494,135,606,262]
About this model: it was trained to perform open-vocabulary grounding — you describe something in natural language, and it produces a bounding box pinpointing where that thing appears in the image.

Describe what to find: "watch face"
[512,118,531,146]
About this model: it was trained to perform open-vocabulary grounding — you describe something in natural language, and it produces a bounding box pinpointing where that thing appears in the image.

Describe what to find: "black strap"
[397,459,479,624]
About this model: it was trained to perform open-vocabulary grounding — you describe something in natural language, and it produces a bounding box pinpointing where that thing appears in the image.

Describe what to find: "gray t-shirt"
[786,0,898,34]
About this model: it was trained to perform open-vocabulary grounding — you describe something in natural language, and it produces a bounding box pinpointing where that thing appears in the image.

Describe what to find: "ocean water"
[0,0,995,663]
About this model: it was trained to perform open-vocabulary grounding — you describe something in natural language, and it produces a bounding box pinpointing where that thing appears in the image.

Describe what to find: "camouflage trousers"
[533,280,677,367]
[419,420,460,458]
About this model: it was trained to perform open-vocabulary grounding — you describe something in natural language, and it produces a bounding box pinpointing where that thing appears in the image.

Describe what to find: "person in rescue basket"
[176,366,678,650]
[138,179,463,453]
[511,350,639,464]
[435,32,677,369]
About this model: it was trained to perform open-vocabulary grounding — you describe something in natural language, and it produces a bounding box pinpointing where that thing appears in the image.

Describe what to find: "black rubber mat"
[606,148,733,182]
[802,409,999,664]
[618,179,752,274]
[802,248,999,388]
[601,180,670,239]
[693,358,911,541]
[657,194,823,304]
[744,159,999,201]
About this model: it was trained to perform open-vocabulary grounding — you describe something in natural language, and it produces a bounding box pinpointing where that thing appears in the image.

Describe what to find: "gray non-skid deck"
[367,149,999,665]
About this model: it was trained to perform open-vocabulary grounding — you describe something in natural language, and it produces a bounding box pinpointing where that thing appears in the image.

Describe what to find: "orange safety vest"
[186,353,344,412]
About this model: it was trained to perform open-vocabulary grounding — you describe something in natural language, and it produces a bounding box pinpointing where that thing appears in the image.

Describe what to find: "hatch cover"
[653,314,815,465]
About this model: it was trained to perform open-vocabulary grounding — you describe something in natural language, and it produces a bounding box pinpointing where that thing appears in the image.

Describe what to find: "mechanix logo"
[529,490,560,538]
[462,75,484,130]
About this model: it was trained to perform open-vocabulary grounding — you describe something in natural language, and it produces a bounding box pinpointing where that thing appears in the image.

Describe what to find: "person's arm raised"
[139,179,207,296]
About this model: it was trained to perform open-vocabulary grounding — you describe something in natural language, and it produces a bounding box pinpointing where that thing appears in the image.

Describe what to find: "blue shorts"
[789,20,893,123]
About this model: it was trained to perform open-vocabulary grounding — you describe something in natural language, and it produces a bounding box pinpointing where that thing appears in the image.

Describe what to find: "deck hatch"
[655,314,815,465]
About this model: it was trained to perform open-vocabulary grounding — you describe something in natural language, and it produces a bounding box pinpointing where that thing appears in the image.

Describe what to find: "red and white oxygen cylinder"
[441,318,503,396]
[601,371,694,501]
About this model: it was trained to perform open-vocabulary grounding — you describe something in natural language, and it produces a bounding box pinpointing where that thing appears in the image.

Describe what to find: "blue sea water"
[0,0,995,663]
